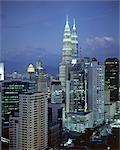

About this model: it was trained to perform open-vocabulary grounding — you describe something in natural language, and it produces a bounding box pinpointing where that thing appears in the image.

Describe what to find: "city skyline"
[1,1,119,74]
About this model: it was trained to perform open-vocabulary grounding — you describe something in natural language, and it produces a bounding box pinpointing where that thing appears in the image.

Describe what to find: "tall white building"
[18,92,48,150]
[59,16,78,91]
[88,58,105,125]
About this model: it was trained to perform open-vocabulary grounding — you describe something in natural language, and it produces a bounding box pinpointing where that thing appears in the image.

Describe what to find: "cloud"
[86,36,114,50]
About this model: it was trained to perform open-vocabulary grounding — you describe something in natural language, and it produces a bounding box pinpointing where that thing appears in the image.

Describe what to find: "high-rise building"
[0,63,4,81]
[105,58,119,102]
[59,16,78,91]
[64,58,93,132]
[36,60,48,93]
[69,64,86,112]
[51,80,63,103]
[2,79,35,126]
[18,92,48,150]
[88,58,105,125]
[66,57,91,113]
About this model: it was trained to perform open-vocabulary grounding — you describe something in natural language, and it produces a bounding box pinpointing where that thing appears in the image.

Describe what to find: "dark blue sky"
[1,1,119,75]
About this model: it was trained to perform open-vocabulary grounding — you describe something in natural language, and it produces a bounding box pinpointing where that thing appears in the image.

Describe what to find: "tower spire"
[73,18,76,30]
[65,15,70,31]
[66,15,69,25]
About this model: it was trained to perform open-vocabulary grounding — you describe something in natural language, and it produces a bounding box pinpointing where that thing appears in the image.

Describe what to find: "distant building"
[27,64,35,80]
[51,80,63,103]
[105,58,119,102]
[0,63,4,81]
[18,92,48,150]
[88,58,105,125]
[6,72,22,80]
[36,60,48,93]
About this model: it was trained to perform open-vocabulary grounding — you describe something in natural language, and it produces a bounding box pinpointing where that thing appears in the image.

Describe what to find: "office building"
[2,79,35,126]
[66,57,91,113]
[18,92,48,150]
[51,80,63,103]
[105,58,119,102]
[88,58,105,125]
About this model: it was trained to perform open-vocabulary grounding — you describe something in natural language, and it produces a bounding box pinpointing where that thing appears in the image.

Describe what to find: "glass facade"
[2,80,35,126]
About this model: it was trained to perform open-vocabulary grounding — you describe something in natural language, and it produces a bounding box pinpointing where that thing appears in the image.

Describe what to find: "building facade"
[18,92,48,150]
[64,112,93,133]
[88,58,105,125]
[51,80,63,104]
[2,79,35,126]
[105,58,119,102]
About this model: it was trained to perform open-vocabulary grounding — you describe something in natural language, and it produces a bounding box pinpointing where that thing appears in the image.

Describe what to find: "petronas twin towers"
[62,16,78,63]
[59,16,78,90]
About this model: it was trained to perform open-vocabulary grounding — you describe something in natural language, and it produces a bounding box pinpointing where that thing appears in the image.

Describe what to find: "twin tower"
[59,16,78,90]
[62,16,78,63]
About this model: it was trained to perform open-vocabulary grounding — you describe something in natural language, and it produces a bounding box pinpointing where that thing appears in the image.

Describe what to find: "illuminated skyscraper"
[59,16,78,91]
[105,58,119,102]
